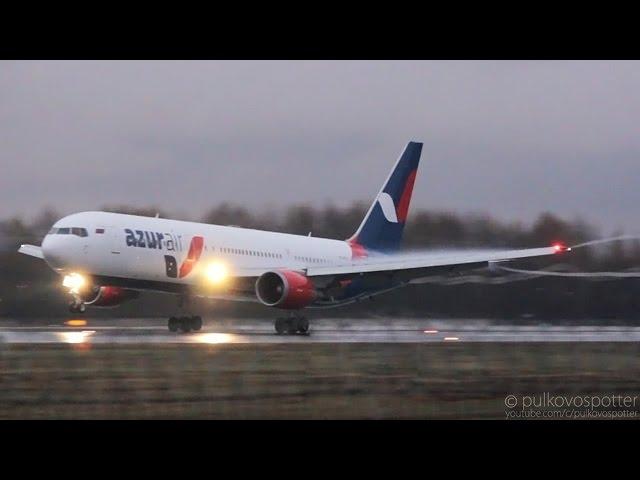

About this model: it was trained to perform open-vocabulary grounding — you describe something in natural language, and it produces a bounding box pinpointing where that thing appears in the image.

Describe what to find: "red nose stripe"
[179,236,204,278]
[396,169,417,223]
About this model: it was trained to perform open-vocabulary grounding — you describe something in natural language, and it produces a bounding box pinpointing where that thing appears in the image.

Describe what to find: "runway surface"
[2,318,640,344]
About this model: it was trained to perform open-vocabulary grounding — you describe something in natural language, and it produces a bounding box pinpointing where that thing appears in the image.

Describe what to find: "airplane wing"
[304,245,567,284]
[18,244,44,259]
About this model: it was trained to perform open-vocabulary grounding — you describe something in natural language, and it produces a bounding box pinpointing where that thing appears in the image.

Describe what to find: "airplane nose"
[42,235,75,271]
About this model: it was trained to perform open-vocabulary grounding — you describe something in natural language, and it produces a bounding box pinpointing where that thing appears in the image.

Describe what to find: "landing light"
[205,262,228,284]
[62,273,86,294]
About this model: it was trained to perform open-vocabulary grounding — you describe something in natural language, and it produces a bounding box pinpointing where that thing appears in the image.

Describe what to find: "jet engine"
[255,270,317,309]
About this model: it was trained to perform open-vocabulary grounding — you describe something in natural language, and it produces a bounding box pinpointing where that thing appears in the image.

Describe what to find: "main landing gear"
[275,315,310,335]
[168,315,203,333]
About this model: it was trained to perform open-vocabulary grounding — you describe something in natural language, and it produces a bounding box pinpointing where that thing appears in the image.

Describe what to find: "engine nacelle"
[81,286,139,307]
[255,270,317,309]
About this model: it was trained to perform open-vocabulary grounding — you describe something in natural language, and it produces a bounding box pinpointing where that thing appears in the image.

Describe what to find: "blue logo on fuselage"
[124,229,182,251]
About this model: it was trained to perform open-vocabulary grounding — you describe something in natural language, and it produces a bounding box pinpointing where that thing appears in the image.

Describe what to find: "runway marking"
[3,328,640,344]
[4,320,640,344]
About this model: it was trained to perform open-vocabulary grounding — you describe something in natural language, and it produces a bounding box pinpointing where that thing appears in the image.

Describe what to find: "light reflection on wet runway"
[2,318,640,344]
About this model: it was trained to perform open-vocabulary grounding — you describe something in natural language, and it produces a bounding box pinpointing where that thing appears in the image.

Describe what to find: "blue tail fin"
[348,141,423,253]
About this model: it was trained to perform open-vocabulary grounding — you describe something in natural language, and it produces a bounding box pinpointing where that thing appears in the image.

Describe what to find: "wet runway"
[2,318,640,344]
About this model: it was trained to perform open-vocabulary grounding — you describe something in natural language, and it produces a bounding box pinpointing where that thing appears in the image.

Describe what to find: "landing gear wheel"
[191,316,203,331]
[178,317,192,333]
[68,301,86,314]
[168,316,179,332]
[297,317,309,334]
[286,318,299,335]
[275,318,286,335]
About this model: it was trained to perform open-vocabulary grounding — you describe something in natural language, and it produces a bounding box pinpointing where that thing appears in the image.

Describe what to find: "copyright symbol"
[505,395,518,408]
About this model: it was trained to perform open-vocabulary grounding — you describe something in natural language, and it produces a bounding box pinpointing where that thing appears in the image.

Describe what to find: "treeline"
[1,204,640,321]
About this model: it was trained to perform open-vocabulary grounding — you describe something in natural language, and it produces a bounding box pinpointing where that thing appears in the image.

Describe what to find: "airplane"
[18,141,570,334]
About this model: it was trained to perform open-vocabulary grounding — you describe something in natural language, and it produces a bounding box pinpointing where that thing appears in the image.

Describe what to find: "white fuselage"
[42,211,355,292]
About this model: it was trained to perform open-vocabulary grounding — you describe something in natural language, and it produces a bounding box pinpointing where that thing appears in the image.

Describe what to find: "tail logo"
[377,193,398,223]
[396,169,417,223]
[377,169,417,224]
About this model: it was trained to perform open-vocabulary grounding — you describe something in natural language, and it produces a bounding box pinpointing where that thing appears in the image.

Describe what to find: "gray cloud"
[1,60,639,233]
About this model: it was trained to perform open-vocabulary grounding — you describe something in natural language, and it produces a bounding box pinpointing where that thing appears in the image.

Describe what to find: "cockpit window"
[48,227,88,237]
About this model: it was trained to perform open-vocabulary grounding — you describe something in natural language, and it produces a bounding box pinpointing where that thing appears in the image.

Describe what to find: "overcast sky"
[1,61,639,233]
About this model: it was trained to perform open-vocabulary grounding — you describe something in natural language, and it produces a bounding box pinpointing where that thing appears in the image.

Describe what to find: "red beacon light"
[552,242,571,253]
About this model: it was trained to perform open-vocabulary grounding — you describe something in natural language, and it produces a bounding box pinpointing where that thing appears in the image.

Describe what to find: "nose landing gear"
[168,316,203,333]
[275,315,310,335]
[68,298,86,314]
